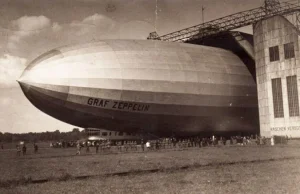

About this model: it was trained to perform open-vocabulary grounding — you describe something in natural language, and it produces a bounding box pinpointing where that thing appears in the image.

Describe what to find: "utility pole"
[202,6,205,23]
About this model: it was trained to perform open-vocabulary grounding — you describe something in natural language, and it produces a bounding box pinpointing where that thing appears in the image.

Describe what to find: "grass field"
[0,141,300,194]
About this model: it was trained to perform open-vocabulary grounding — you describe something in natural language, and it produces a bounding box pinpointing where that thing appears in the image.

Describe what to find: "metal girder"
[148,1,300,42]
[264,0,281,14]
[147,32,161,40]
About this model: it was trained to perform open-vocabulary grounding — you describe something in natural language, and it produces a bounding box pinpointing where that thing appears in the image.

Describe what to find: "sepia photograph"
[0,0,300,193]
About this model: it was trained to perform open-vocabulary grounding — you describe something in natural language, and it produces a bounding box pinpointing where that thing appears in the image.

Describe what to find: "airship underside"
[18,40,259,136]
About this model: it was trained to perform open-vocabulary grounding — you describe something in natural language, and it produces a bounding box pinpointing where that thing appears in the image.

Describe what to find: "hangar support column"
[254,15,300,138]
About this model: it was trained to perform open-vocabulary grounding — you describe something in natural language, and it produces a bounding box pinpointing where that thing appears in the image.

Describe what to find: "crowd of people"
[50,141,77,148]
[13,135,288,156]
[15,143,38,156]
[69,135,288,155]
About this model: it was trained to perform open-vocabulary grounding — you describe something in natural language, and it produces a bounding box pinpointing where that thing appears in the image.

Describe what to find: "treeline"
[0,128,86,143]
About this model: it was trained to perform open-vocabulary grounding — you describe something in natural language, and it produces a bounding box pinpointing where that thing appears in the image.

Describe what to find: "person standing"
[212,135,216,146]
[34,143,38,154]
[22,144,27,155]
[172,138,177,148]
[95,141,99,153]
[271,136,274,146]
[16,145,21,156]
[155,140,159,150]
[146,141,150,151]
[86,142,90,153]
[262,136,266,145]
[242,136,247,146]
[141,139,144,151]
[76,142,81,155]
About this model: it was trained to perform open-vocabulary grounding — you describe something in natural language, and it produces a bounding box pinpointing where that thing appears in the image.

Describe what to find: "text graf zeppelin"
[87,98,150,112]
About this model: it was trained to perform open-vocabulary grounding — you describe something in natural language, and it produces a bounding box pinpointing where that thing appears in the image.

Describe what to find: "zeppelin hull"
[19,40,259,136]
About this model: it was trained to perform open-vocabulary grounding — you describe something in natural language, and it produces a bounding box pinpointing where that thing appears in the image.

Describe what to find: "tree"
[72,128,80,133]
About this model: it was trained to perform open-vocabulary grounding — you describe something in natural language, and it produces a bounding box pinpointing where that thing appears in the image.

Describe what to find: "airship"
[18,40,259,136]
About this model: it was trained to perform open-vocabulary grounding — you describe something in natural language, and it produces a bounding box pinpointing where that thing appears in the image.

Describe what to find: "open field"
[0,141,300,193]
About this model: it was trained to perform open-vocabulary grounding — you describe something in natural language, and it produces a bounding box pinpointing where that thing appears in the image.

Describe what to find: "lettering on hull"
[87,98,150,112]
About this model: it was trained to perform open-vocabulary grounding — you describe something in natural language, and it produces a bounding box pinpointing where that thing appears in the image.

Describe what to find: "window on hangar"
[269,46,279,62]
[287,75,299,117]
[272,78,284,118]
[284,42,295,59]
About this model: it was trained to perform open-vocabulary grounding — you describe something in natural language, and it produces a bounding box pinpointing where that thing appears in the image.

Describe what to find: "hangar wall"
[254,16,300,138]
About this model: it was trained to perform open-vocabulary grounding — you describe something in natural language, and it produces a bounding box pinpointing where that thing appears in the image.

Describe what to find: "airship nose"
[17,48,66,103]
[17,79,31,94]
[17,69,72,125]
[17,55,70,117]
[17,77,36,108]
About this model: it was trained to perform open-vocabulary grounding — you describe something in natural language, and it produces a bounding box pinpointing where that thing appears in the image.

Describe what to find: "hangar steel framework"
[147,0,300,42]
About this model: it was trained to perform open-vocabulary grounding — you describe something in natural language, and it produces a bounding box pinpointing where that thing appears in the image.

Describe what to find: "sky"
[0,0,265,133]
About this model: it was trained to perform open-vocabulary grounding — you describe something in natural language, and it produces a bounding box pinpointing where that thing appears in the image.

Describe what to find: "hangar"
[148,0,300,138]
